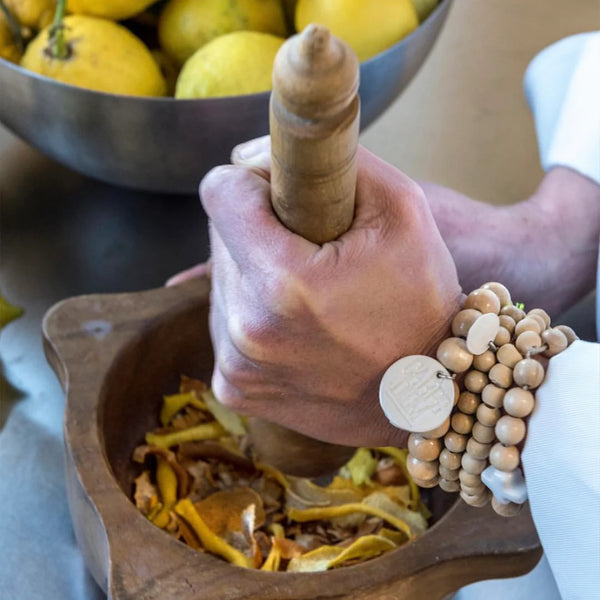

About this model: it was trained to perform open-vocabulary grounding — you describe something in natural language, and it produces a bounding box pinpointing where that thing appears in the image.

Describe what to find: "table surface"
[1,1,598,599]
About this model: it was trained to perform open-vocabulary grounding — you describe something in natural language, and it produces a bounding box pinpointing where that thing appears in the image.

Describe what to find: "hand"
[199,137,462,448]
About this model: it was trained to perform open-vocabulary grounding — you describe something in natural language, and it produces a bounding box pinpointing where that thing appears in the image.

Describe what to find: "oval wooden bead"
[408,434,442,462]
[472,422,496,444]
[460,488,491,507]
[481,282,511,307]
[437,337,473,373]
[481,383,506,408]
[515,316,543,336]
[476,403,501,427]
[488,363,513,389]
[466,437,491,459]
[498,314,516,334]
[491,496,522,517]
[495,415,526,446]
[451,412,474,435]
[513,358,545,389]
[501,304,525,323]
[439,448,462,470]
[515,330,543,356]
[497,343,523,368]
[459,469,481,487]
[422,416,450,440]
[453,380,460,406]
[503,387,535,418]
[412,475,440,489]
[452,308,482,338]
[439,478,460,493]
[461,482,486,496]
[527,308,551,329]
[439,465,460,481]
[406,456,439,481]
[489,443,520,472]
[457,391,480,415]
[461,452,487,475]
[444,430,468,453]
[464,289,501,314]
[494,326,512,347]
[542,327,568,357]
[556,324,579,345]
[473,350,496,373]
[464,370,488,394]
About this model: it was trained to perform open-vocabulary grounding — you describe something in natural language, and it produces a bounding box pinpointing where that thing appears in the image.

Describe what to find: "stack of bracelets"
[379,281,579,518]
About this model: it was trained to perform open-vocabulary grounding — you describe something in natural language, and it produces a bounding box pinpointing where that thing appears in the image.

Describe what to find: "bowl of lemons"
[0,0,452,194]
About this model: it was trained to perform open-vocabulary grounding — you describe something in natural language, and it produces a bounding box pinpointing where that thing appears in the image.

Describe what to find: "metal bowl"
[0,1,452,194]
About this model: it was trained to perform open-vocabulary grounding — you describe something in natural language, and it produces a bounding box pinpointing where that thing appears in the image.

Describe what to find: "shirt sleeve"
[521,340,600,600]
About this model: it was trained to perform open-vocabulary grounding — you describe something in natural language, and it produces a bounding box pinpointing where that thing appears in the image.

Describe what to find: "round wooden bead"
[501,304,525,323]
[460,488,491,507]
[457,391,480,415]
[472,422,496,444]
[412,475,440,488]
[461,452,487,475]
[527,308,551,329]
[495,416,526,446]
[497,343,523,368]
[527,313,547,333]
[476,403,501,427]
[464,370,488,394]
[444,430,468,453]
[482,282,511,307]
[515,317,543,336]
[462,483,486,497]
[466,437,491,460]
[406,456,439,481]
[408,434,442,462]
[437,337,473,373]
[498,314,516,334]
[439,448,461,470]
[503,387,535,418]
[542,327,568,357]
[556,324,579,345]
[513,358,545,389]
[439,478,460,493]
[488,363,513,389]
[422,416,450,439]
[489,443,520,472]
[453,380,460,406]
[515,330,543,356]
[481,383,506,408]
[464,289,501,314]
[473,350,496,373]
[494,326,511,347]
[491,496,523,517]
[459,469,481,487]
[439,465,460,481]
[452,308,482,338]
[451,412,474,435]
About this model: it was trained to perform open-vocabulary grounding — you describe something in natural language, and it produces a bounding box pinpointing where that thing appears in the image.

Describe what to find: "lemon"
[296,0,418,62]
[0,10,21,62]
[410,0,438,22]
[0,293,23,329]
[4,0,55,30]
[66,0,157,21]
[175,30,284,99]
[159,0,287,66]
[21,15,166,95]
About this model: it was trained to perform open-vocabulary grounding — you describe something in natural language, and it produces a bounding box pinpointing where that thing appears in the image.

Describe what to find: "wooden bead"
[408,434,442,462]
[556,324,579,345]
[412,475,440,488]
[527,308,551,329]
[496,343,522,368]
[444,430,468,453]
[453,380,460,406]
[488,363,513,389]
[457,391,480,415]
[493,326,511,347]
[481,282,511,307]
[489,443,520,472]
[461,488,491,507]
[491,496,523,517]
[451,412,474,435]
[461,452,487,475]
[452,308,482,338]
[527,313,547,333]
[466,437,491,459]
[439,448,461,470]
[473,350,496,373]
[515,330,543,355]
[422,416,450,439]
[406,456,439,481]
[436,337,473,373]
[501,304,525,322]
[459,469,481,487]
[481,383,505,408]
[439,465,460,481]
[498,314,516,334]
[464,289,501,314]
[439,478,460,492]
[515,316,543,336]
[464,370,488,394]
[542,327,568,357]
[472,422,496,444]
[503,387,535,418]
[476,403,501,427]
[495,416,526,446]
[461,482,486,496]
[513,358,545,389]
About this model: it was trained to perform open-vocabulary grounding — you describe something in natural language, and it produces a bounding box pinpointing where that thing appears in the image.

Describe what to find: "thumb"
[231,135,271,176]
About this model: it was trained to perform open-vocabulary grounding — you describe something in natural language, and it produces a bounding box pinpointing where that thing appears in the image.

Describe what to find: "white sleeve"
[521,340,600,600]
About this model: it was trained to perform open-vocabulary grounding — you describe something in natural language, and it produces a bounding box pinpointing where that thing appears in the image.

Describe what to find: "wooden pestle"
[246,24,360,477]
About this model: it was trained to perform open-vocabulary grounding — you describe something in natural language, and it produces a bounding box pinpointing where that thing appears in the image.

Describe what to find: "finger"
[165,261,211,286]
[231,135,271,175]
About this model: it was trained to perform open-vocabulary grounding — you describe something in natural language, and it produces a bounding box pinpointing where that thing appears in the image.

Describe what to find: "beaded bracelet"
[379,281,579,517]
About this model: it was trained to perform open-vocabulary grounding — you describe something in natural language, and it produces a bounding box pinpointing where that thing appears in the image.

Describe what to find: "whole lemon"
[0,11,21,63]
[175,30,284,99]
[66,0,158,21]
[159,0,287,66]
[21,15,167,96]
[4,0,55,30]
[296,0,418,62]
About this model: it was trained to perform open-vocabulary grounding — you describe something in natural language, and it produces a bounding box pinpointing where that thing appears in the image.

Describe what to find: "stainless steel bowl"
[0,1,452,194]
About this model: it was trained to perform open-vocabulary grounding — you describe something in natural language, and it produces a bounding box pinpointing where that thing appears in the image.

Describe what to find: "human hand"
[200,137,462,448]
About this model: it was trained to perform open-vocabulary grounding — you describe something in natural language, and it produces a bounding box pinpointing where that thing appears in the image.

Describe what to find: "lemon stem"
[49,0,69,59]
[0,0,24,53]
